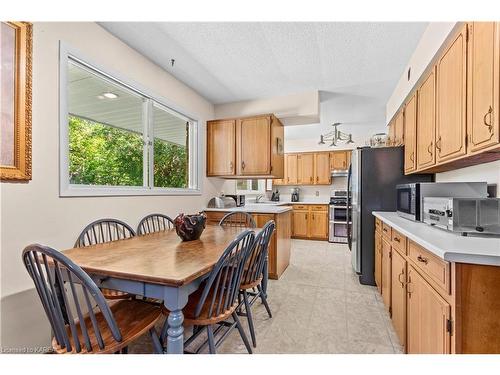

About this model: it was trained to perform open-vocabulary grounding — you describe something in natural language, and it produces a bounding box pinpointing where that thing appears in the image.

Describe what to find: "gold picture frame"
[0,21,32,182]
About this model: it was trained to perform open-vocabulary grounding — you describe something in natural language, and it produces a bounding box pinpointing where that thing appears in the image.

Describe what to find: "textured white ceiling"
[100,22,427,106]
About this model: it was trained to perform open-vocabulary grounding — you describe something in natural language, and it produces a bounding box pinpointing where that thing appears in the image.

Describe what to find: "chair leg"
[242,289,256,348]
[149,328,164,354]
[207,325,216,354]
[257,284,272,318]
[159,319,169,346]
[232,312,252,354]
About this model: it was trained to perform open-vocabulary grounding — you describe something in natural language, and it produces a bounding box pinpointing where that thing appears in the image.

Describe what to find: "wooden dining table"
[61,225,260,354]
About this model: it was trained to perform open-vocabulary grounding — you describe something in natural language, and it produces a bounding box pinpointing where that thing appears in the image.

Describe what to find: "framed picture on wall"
[1,21,32,182]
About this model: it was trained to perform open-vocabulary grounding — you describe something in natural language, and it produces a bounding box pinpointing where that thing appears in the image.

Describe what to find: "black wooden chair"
[238,220,275,347]
[75,219,136,300]
[219,212,256,228]
[137,213,174,235]
[22,244,163,354]
[161,230,255,354]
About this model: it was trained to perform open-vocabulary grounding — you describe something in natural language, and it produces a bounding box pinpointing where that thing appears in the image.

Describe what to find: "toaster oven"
[422,197,500,235]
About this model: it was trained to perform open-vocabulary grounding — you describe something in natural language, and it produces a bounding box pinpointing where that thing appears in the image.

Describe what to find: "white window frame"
[235,179,266,195]
[59,43,201,197]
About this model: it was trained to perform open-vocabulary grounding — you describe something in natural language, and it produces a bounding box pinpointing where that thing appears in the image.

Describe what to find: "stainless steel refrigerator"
[347,147,433,285]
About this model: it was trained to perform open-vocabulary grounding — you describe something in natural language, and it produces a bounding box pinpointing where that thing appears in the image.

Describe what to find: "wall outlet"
[315,190,319,196]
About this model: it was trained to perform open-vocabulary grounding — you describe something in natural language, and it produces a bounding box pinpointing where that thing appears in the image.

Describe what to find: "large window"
[60,49,199,196]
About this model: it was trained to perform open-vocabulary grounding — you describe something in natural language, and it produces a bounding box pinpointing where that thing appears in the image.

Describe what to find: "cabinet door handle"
[427,142,433,156]
[241,161,246,170]
[394,237,400,243]
[229,161,233,170]
[407,274,413,298]
[483,106,493,133]
[398,270,406,288]
[410,152,414,162]
[310,176,313,183]
[417,255,428,264]
[305,214,308,220]
[436,136,442,153]
[316,176,319,183]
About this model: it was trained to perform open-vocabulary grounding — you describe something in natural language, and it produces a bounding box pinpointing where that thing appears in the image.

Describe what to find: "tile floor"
[130,239,403,354]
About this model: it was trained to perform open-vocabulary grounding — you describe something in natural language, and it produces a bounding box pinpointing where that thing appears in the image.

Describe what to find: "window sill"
[60,185,202,197]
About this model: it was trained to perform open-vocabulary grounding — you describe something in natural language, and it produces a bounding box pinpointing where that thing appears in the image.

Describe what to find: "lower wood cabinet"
[374,216,500,354]
[407,264,451,354]
[374,231,382,294]
[381,238,392,310]
[291,204,328,240]
[391,249,407,350]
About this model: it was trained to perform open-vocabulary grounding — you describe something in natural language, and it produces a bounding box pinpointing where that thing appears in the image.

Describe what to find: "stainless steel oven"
[329,191,348,243]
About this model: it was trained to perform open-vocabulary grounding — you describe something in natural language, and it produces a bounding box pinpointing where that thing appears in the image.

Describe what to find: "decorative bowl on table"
[174,212,207,241]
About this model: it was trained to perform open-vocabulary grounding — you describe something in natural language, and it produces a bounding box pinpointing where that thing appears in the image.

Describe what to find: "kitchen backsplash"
[272,177,347,202]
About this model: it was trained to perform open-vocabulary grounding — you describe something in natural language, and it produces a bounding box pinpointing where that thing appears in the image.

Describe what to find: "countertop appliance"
[347,147,434,285]
[225,194,245,207]
[291,188,300,202]
[271,190,280,201]
[329,191,348,243]
[423,197,500,235]
[396,182,487,221]
[207,196,237,209]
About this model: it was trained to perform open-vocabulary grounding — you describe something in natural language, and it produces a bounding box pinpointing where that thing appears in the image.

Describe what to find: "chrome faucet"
[255,195,264,203]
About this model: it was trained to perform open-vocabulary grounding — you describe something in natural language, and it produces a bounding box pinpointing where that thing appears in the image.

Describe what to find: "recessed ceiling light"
[98,92,119,99]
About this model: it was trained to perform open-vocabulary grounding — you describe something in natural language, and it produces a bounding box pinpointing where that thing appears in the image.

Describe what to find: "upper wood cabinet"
[314,152,331,184]
[206,119,236,176]
[237,116,271,175]
[285,154,298,185]
[407,265,451,354]
[297,153,314,184]
[207,114,284,178]
[416,68,436,171]
[467,22,500,154]
[436,25,468,164]
[388,119,396,146]
[329,150,349,170]
[394,110,405,146]
[404,93,417,173]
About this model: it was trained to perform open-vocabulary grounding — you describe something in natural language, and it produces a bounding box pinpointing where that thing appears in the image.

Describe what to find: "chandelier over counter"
[318,123,354,147]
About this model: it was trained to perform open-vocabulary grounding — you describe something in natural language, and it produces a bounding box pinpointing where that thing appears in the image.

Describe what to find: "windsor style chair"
[22,244,163,354]
[219,211,256,228]
[75,218,136,300]
[161,230,255,354]
[137,213,174,235]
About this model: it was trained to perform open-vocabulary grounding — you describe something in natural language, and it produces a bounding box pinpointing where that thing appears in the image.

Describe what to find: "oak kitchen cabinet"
[393,110,405,146]
[314,152,331,184]
[435,24,468,164]
[404,92,417,173]
[286,154,298,185]
[388,119,395,146]
[396,22,500,175]
[374,214,500,354]
[297,153,314,184]
[329,150,350,170]
[291,204,328,240]
[467,22,500,154]
[206,114,284,178]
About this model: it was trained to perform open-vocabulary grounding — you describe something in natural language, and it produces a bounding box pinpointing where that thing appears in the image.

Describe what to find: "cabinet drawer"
[382,222,392,240]
[391,229,407,255]
[293,205,309,210]
[310,205,328,212]
[408,240,450,294]
[375,217,382,233]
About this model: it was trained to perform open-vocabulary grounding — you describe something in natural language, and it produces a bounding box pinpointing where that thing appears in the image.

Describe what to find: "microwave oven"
[396,182,488,221]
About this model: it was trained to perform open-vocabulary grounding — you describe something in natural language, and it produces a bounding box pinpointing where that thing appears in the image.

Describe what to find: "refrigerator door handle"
[347,164,352,250]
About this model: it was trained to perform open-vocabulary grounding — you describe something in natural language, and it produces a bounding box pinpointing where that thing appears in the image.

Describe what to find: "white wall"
[386,22,457,121]
[386,22,499,195]
[0,22,224,350]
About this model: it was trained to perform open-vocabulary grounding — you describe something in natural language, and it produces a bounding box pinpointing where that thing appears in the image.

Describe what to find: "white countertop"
[372,211,500,266]
[204,204,293,214]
